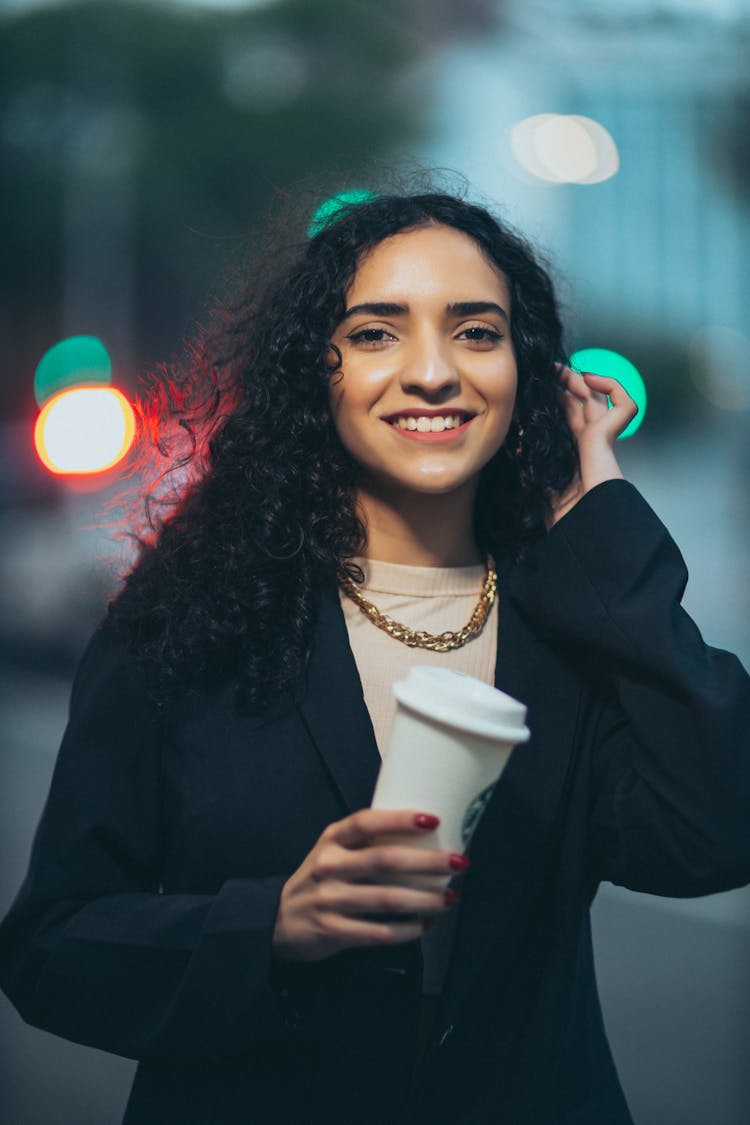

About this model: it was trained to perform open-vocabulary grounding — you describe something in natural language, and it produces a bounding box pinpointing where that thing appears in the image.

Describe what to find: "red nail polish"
[444,889,460,906]
[414,814,440,829]
[449,853,470,871]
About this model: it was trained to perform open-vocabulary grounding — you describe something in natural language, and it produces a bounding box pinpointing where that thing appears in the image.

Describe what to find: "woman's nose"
[399,335,460,397]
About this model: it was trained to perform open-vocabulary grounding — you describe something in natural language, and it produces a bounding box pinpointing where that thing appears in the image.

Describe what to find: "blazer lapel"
[292,580,383,814]
[436,558,583,1028]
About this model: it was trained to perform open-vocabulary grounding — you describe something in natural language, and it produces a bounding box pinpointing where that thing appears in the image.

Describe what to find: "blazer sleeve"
[0,619,294,1061]
[507,479,750,896]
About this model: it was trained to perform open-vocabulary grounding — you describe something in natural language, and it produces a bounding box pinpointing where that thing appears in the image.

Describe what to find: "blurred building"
[415,0,750,338]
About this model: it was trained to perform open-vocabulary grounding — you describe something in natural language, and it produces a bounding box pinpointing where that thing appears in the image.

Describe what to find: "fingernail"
[414,814,440,829]
[449,853,470,871]
[444,889,460,906]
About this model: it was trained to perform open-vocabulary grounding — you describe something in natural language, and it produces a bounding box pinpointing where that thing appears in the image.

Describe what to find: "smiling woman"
[1,183,749,1125]
[327,224,519,566]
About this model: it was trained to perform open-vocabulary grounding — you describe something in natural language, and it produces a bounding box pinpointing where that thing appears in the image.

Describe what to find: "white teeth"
[391,414,466,431]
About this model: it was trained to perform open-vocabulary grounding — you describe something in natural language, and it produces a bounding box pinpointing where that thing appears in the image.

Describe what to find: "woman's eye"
[346,326,503,347]
[347,328,394,346]
[459,326,503,343]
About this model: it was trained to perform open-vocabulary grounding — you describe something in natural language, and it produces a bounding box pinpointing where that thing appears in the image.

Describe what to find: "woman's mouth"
[382,412,476,442]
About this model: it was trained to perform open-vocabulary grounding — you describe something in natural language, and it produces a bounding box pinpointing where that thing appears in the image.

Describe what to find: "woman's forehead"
[348,225,510,303]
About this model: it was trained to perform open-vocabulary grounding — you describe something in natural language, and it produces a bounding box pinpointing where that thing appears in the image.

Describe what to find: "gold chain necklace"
[338,556,497,652]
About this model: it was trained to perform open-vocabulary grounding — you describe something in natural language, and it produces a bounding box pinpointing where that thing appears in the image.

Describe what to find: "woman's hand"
[271,809,466,963]
[547,364,638,529]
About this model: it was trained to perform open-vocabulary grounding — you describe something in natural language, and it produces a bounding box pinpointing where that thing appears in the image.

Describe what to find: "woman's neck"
[354,482,483,567]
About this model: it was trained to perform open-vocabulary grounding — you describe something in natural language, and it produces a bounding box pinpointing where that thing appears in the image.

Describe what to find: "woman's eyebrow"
[341,300,509,323]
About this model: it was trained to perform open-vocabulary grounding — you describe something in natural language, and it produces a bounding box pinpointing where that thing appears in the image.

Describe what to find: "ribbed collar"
[347,555,491,597]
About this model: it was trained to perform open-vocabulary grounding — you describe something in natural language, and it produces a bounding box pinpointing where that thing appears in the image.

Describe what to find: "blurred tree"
[0,0,499,422]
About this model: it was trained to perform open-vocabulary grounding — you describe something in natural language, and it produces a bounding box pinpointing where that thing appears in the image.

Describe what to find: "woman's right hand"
[271,809,468,963]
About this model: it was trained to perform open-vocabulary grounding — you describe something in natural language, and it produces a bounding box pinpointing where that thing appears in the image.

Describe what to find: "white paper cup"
[371,667,530,888]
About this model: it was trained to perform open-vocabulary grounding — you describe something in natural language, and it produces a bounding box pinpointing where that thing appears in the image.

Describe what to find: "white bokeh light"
[510,114,619,184]
[34,387,136,475]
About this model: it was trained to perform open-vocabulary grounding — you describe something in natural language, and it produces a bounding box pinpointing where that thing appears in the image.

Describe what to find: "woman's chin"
[364,470,480,501]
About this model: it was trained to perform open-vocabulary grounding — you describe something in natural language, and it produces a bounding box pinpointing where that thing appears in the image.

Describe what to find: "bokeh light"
[569,347,647,439]
[33,335,112,407]
[33,386,136,475]
[307,189,379,238]
[510,115,619,184]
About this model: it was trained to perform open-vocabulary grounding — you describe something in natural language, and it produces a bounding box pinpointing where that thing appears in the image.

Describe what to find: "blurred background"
[1,0,749,1122]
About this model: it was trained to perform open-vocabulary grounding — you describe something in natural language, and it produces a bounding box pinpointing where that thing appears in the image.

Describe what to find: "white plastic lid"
[392,666,530,742]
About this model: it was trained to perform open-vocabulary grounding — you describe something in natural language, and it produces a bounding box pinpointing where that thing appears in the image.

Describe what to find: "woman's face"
[327,223,518,502]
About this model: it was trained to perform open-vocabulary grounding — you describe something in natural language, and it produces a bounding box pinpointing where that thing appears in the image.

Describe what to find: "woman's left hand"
[547,364,638,529]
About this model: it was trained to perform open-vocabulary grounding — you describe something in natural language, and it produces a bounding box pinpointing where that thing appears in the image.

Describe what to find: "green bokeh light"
[569,347,647,439]
[34,336,112,408]
[307,190,379,238]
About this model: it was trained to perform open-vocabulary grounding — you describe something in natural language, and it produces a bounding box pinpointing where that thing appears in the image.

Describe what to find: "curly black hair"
[109,183,578,713]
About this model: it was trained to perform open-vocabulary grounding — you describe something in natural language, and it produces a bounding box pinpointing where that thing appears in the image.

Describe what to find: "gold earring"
[514,424,525,457]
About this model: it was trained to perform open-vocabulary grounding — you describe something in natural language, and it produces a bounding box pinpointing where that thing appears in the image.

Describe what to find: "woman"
[1,188,749,1125]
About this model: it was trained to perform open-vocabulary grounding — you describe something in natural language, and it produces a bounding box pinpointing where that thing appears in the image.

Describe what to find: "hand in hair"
[546,364,638,529]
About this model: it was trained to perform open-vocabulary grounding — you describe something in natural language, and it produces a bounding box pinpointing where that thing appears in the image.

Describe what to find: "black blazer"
[2,480,749,1125]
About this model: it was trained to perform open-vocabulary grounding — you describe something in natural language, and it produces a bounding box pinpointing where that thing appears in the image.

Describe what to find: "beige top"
[338,555,499,996]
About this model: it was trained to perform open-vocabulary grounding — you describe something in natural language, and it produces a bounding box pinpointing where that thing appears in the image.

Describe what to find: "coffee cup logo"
[461,782,496,848]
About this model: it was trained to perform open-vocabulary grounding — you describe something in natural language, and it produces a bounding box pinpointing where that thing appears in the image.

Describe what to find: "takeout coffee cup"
[371,666,530,889]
